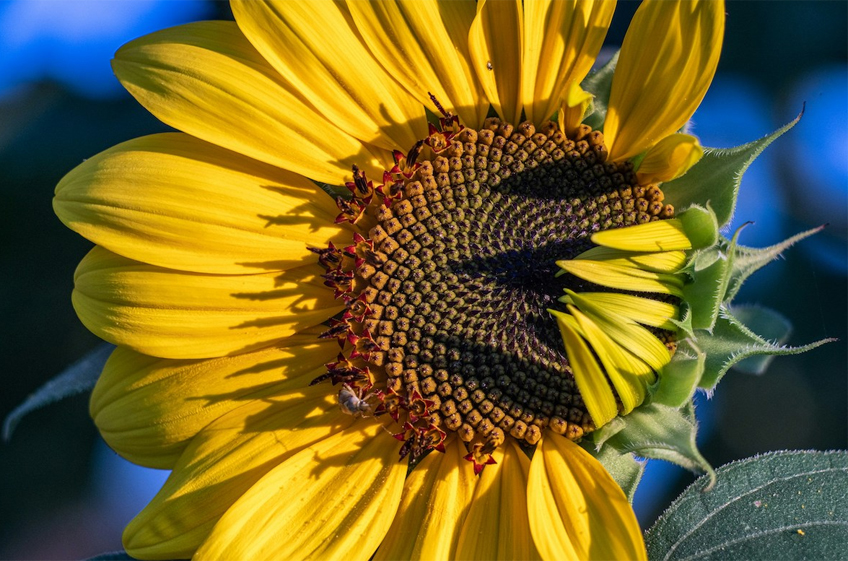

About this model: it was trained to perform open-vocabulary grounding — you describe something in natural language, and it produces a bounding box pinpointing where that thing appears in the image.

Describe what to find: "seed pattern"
[315,116,671,468]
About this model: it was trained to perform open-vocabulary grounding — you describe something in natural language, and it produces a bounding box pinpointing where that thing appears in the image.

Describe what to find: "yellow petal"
[636,133,704,185]
[590,218,693,251]
[124,392,353,560]
[90,329,336,469]
[560,291,678,330]
[566,295,672,372]
[194,422,406,561]
[558,81,594,137]
[523,0,615,126]
[112,20,389,185]
[54,133,350,275]
[346,0,487,130]
[556,259,685,297]
[527,434,647,561]
[374,438,478,561]
[550,310,617,427]
[605,0,725,161]
[574,245,689,273]
[570,307,652,414]
[456,442,541,561]
[73,246,343,359]
[231,0,426,151]
[469,0,523,125]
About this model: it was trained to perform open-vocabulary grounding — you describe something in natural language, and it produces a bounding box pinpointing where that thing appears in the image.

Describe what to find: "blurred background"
[1,1,845,558]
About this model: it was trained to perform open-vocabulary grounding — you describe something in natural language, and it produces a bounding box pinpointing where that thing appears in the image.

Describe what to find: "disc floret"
[313,114,676,467]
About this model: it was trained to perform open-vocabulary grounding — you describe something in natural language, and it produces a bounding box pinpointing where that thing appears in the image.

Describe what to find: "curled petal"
[605,0,724,161]
[557,259,685,297]
[570,307,653,414]
[591,218,693,252]
[558,81,594,137]
[560,292,679,330]
[551,310,618,427]
[636,133,704,185]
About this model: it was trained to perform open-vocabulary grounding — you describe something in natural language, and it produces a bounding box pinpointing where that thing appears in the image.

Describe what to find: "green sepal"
[677,205,719,250]
[688,245,721,272]
[3,343,114,440]
[580,50,618,131]
[630,150,647,172]
[582,439,645,503]
[730,305,792,374]
[590,415,627,449]
[697,306,836,390]
[670,301,695,339]
[652,344,706,408]
[602,401,715,484]
[724,225,826,302]
[682,222,743,330]
[684,256,729,330]
[662,111,802,227]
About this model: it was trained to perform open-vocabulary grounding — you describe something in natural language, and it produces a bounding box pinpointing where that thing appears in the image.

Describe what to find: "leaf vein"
[678,520,848,561]
[662,466,848,561]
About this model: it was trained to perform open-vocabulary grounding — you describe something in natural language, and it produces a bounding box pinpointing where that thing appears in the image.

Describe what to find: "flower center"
[314,117,672,463]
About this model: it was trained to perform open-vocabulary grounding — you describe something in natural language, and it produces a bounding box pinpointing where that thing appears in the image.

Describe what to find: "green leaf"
[697,307,835,390]
[724,225,825,302]
[662,112,801,227]
[645,450,848,561]
[581,50,618,131]
[2,343,113,440]
[604,402,714,481]
[582,441,645,503]
[653,347,706,408]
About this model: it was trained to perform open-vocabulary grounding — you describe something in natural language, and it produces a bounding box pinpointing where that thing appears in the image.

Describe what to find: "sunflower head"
[310,109,695,467]
[50,0,830,560]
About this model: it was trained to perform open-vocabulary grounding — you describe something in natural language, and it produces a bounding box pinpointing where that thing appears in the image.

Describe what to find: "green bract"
[580,54,833,491]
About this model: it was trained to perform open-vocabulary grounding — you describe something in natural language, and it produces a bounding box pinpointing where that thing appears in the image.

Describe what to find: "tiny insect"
[486,61,493,71]
[338,384,374,417]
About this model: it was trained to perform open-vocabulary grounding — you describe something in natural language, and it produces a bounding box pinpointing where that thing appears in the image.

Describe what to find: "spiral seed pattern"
[318,117,672,458]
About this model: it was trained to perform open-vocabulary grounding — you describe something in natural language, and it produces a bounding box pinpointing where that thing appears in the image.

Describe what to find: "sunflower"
[54,1,727,559]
